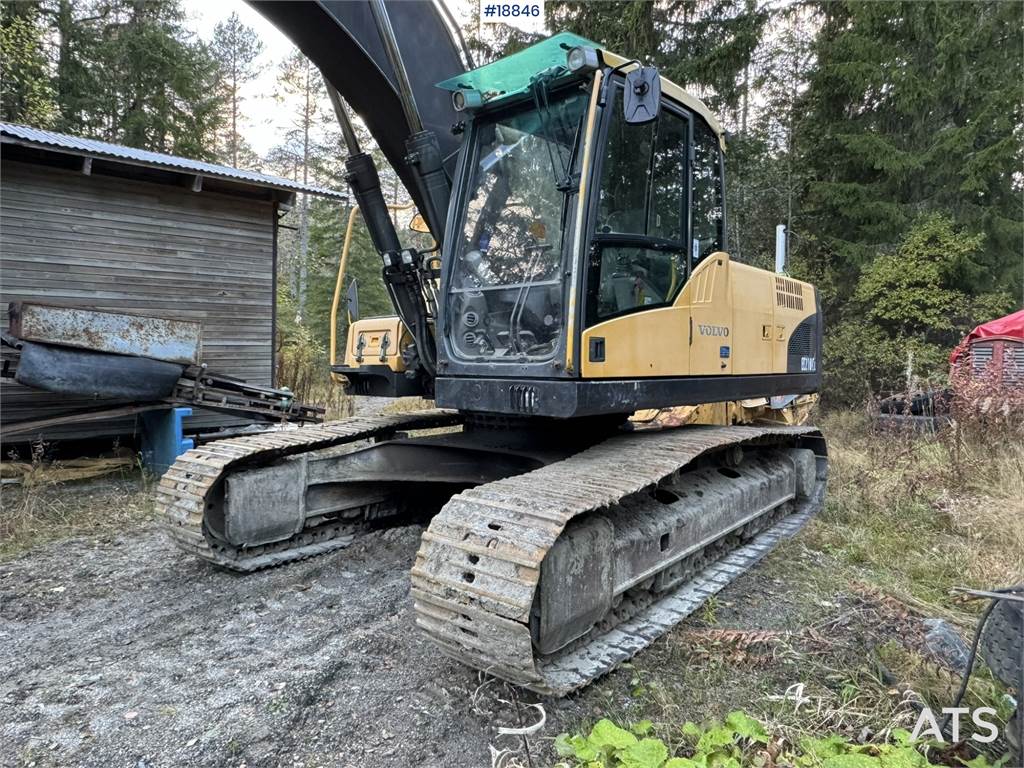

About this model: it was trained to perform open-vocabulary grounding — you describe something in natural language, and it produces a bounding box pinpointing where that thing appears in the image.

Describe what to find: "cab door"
[578,82,692,378]
[684,116,731,375]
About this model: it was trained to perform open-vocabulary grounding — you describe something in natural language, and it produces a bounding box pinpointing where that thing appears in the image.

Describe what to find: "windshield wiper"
[529,71,576,193]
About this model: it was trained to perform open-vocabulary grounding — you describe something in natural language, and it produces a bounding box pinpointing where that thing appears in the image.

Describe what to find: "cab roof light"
[452,88,484,112]
[566,45,600,75]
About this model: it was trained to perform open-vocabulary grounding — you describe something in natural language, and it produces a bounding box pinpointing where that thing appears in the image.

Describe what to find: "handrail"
[329,202,417,384]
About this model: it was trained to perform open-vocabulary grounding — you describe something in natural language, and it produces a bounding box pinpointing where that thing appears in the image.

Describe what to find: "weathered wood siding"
[1,160,275,443]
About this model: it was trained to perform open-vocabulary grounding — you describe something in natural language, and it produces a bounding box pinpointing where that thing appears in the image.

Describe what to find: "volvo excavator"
[158,1,827,695]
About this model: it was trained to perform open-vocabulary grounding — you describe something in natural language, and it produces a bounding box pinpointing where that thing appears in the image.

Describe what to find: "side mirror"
[346,278,360,323]
[623,67,661,125]
[408,213,430,234]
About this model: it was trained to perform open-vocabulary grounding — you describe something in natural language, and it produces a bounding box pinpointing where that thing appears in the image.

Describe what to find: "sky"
[180,0,300,156]
[179,0,487,158]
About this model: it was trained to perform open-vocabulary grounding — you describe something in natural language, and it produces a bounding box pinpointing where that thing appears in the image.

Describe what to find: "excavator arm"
[251,0,471,395]
[252,0,467,219]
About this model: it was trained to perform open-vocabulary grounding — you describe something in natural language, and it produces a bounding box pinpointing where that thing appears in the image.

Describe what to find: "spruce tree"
[99,0,223,158]
[23,0,224,159]
[0,2,58,126]
[799,0,1024,300]
[545,0,766,114]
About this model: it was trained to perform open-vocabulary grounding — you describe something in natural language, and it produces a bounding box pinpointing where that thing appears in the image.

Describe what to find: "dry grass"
[303,379,353,421]
[380,396,435,414]
[810,410,1024,600]
[0,467,154,559]
[276,331,353,421]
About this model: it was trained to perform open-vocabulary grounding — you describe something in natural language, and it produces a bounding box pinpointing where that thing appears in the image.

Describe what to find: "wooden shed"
[0,122,344,445]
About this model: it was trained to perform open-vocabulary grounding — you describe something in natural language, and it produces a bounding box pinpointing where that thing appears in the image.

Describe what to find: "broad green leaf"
[554,733,575,758]
[589,718,639,751]
[681,722,702,740]
[822,755,881,768]
[665,759,703,768]
[696,725,735,755]
[958,755,1009,768]
[725,711,768,744]
[890,729,912,746]
[564,733,599,762]
[876,753,933,768]
[800,735,849,759]
[878,747,928,768]
[619,737,670,768]
[631,719,655,736]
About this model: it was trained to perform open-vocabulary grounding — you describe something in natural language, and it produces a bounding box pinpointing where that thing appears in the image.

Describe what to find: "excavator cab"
[336,33,821,420]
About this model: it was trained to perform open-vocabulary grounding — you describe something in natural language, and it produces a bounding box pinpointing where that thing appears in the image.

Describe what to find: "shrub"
[824,215,1014,405]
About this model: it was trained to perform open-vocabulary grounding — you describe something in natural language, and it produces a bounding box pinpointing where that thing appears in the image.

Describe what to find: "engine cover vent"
[775,276,804,311]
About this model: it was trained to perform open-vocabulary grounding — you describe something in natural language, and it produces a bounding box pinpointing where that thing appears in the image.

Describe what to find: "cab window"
[588,86,688,324]
[691,118,723,266]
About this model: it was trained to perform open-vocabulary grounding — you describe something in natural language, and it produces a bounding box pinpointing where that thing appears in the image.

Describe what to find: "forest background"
[2,0,1021,405]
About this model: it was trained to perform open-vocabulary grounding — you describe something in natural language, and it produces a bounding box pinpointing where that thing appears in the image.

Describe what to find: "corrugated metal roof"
[0,122,346,200]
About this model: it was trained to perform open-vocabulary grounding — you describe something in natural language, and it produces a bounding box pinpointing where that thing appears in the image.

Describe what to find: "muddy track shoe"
[159,410,462,571]
[411,424,827,695]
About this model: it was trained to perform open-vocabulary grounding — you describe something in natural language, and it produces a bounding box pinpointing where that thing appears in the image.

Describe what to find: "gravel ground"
[0,513,835,768]
[0,521,556,768]
[0,471,855,768]
[0,395,842,768]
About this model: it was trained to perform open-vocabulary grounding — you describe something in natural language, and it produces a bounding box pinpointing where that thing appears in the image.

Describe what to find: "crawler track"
[411,424,826,695]
[158,410,462,571]
[160,412,825,694]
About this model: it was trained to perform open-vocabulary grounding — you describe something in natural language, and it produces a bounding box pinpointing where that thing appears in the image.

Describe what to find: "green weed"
[552,712,1008,768]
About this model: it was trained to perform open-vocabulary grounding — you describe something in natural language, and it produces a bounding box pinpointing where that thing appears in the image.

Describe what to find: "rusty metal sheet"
[8,302,202,364]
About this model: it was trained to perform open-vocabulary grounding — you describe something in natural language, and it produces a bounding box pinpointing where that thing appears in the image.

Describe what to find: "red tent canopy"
[949,309,1024,364]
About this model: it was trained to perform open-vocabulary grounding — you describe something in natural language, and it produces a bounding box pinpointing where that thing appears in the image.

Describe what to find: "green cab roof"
[436,31,597,100]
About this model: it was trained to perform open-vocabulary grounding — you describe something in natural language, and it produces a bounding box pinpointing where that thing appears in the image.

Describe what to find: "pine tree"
[272,49,331,319]
[211,11,263,169]
[726,5,816,269]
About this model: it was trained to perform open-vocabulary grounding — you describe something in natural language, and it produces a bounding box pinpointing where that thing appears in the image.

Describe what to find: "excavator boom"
[252,0,466,215]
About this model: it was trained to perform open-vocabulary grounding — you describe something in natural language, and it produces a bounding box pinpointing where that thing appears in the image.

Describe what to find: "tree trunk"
[297,61,312,318]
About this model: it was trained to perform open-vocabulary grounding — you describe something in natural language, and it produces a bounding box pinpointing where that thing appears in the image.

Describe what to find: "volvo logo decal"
[698,324,730,337]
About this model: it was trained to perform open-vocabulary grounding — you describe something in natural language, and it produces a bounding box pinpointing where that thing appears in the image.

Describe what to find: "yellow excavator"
[158,6,826,695]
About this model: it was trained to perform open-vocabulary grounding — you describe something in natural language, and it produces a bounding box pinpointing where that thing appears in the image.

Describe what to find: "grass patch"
[0,468,155,560]
[808,411,1023,605]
